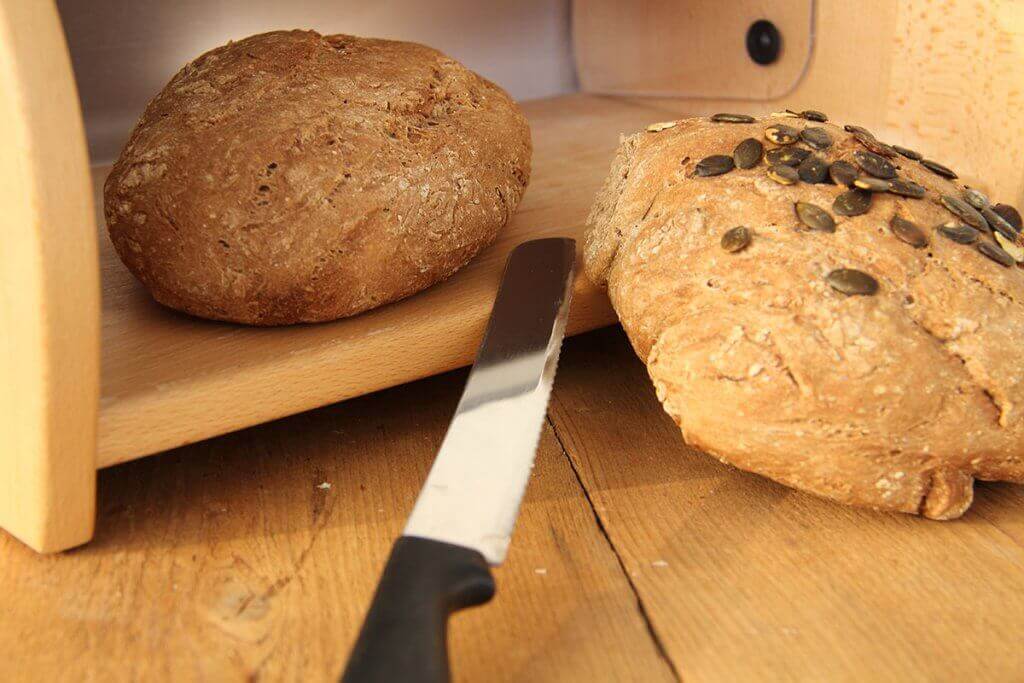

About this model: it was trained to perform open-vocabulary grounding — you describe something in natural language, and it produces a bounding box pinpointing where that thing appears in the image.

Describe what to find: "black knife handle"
[340,536,496,683]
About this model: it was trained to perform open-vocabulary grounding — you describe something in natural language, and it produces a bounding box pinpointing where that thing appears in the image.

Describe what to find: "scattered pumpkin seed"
[829,160,859,187]
[765,124,800,145]
[992,203,1022,232]
[893,145,922,161]
[833,189,872,216]
[938,222,980,244]
[646,121,678,132]
[940,195,987,231]
[978,240,1015,267]
[826,268,879,296]
[844,124,873,137]
[921,159,957,179]
[733,137,764,169]
[721,226,752,253]
[795,201,835,232]
[853,150,896,179]
[981,206,1019,241]
[853,177,892,192]
[711,113,756,123]
[799,109,828,122]
[853,132,898,157]
[767,164,800,185]
[887,178,927,198]
[994,232,1024,263]
[766,147,811,167]
[798,154,830,184]
[800,127,833,150]
[890,216,928,248]
[962,188,990,210]
[696,154,735,177]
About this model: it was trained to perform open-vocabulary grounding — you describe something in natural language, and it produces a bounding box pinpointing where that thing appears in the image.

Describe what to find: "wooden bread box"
[2,0,1022,553]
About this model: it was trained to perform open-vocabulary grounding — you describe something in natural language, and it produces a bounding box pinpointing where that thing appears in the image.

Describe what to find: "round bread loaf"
[585,112,1024,519]
[104,30,531,324]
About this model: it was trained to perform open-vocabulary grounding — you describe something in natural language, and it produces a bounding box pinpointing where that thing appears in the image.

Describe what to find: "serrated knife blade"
[341,238,576,683]
[405,237,575,564]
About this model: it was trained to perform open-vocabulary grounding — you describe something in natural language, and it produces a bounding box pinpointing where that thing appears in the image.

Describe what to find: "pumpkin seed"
[992,203,1022,232]
[767,164,800,185]
[978,240,1015,267]
[833,189,872,216]
[940,195,987,232]
[890,216,928,248]
[853,177,892,192]
[921,159,957,179]
[981,206,1019,241]
[712,113,756,123]
[646,121,678,132]
[938,222,980,244]
[844,124,873,137]
[887,178,927,198]
[829,160,859,187]
[853,131,898,157]
[826,268,879,296]
[766,147,811,167]
[799,109,828,122]
[994,232,1024,263]
[853,150,896,179]
[696,154,735,177]
[962,188,990,210]
[893,145,922,161]
[795,201,835,232]
[765,124,800,145]
[733,138,764,169]
[800,127,833,150]
[721,226,752,253]
[798,154,830,184]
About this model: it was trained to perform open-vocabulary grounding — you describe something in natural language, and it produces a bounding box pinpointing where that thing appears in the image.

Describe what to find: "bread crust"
[105,30,531,324]
[586,116,1024,519]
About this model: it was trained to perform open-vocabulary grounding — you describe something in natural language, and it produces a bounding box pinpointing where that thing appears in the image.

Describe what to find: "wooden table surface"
[3,326,1024,681]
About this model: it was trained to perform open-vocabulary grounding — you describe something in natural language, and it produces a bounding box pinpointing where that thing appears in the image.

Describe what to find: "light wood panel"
[548,328,1024,682]
[574,0,1024,206]
[92,94,700,468]
[0,355,675,682]
[0,0,99,552]
[574,0,814,100]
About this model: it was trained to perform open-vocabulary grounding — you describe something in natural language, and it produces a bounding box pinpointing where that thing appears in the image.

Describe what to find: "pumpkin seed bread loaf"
[105,30,531,325]
[585,111,1024,519]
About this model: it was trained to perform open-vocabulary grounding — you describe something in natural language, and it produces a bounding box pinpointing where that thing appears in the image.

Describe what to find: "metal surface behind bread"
[105,30,531,325]
[585,111,1024,519]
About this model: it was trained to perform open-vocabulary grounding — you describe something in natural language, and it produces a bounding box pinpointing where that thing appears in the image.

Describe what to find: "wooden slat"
[0,353,674,681]
[0,0,99,552]
[547,327,1024,681]
[92,94,703,468]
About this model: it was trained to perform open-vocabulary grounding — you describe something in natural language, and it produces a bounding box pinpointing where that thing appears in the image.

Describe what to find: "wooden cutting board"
[95,94,697,467]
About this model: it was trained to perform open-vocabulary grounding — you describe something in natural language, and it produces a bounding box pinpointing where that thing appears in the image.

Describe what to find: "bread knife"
[340,238,575,683]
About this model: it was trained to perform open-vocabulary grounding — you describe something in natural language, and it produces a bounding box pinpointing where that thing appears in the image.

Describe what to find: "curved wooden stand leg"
[0,0,99,552]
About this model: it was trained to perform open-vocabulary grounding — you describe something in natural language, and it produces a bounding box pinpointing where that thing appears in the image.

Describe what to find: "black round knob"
[746,20,782,66]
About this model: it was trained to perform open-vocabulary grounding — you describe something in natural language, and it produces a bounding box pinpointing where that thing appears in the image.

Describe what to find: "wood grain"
[0,344,674,682]
[573,0,1024,206]
[0,0,99,552]
[548,327,1024,682]
[92,94,702,468]
[2,328,1022,679]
